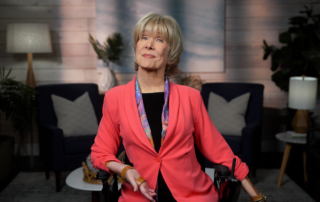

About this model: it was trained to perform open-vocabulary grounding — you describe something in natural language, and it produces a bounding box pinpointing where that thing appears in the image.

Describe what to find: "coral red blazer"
[91,76,249,202]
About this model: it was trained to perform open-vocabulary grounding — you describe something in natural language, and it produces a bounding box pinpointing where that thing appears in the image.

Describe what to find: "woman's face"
[135,31,170,72]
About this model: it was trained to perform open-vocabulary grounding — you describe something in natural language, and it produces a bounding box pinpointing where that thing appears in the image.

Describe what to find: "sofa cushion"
[51,92,98,137]
[64,135,95,155]
[208,92,250,136]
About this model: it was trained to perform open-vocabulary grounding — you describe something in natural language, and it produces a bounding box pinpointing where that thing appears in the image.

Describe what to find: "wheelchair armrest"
[97,169,120,201]
[214,158,242,202]
[214,158,237,180]
[96,169,111,180]
[214,164,230,178]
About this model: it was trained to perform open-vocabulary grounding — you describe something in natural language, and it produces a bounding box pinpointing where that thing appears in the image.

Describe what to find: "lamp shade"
[288,76,318,110]
[6,23,52,53]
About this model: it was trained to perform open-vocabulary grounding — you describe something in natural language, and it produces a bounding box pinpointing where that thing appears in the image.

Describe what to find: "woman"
[91,13,266,202]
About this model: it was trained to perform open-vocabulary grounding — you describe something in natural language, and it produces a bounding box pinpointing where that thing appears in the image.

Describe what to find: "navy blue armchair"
[201,83,264,176]
[35,83,102,192]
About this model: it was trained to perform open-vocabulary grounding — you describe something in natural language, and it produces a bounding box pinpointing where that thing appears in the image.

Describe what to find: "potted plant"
[0,68,37,180]
[89,33,124,92]
[262,6,320,130]
[262,5,320,92]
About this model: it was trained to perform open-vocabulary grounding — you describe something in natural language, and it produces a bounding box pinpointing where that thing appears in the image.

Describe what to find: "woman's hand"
[242,176,267,201]
[125,169,156,202]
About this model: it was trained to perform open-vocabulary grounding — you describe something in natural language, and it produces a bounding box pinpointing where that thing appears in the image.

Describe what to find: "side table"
[276,132,307,187]
[66,167,102,202]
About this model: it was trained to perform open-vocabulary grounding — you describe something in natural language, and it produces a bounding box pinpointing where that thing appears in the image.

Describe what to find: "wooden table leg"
[277,143,292,187]
[92,191,100,202]
[303,149,307,182]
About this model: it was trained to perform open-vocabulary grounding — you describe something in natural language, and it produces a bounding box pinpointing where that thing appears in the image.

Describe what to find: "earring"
[166,63,171,70]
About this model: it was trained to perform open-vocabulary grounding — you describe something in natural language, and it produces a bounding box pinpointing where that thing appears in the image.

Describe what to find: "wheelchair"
[97,153,242,202]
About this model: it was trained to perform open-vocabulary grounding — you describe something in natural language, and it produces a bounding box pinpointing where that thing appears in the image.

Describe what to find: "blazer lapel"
[124,76,157,155]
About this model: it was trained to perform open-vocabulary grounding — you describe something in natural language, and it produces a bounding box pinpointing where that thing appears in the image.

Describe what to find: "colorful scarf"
[135,76,170,148]
[135,76,170,201]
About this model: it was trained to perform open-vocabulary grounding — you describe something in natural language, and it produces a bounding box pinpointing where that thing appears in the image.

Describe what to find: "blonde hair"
[133,12,183,77]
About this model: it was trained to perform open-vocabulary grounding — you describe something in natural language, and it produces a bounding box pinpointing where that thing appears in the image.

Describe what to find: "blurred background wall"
[0,0,319,155]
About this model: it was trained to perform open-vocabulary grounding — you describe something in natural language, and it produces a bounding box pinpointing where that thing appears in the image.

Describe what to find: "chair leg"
[55,171,61,192]
[45,164,50,179]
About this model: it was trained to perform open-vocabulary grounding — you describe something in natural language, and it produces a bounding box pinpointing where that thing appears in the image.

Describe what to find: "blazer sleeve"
[91,91,122,174]
[193,91,249,181]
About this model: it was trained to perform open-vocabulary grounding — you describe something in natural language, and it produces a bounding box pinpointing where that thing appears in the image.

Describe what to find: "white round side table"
[66,167,102,202]
[275,131,307,187]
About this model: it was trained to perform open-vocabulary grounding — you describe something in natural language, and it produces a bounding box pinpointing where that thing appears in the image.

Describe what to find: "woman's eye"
[157,38,163,42]
[141,36,147,40]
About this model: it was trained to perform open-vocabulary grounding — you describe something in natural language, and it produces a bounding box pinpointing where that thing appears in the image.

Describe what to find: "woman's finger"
[140,182,156,202]
[148,189,156,195]
[124,169,155,201]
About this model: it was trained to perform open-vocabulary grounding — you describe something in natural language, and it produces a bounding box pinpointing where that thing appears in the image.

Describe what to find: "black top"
[142,92,177,202]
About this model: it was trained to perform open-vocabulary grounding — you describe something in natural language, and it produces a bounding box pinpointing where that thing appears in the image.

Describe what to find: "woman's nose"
[145,38,154,49]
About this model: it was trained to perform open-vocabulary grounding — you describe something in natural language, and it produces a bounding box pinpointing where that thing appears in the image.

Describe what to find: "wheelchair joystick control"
[226,158,238,183]
[231,158,236,176]
[214,158,242,201]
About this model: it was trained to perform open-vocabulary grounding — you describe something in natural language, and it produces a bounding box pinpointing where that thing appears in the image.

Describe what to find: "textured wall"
[101,0,320,109]
[0,0,98,85]
[1,0,320,155]
[2,0,319,108]
[95,0,225,73]
[0,0,98,155]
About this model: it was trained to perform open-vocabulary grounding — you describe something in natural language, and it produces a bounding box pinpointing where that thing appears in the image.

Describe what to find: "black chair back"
[201,83,264,125]
[35,83,102,126]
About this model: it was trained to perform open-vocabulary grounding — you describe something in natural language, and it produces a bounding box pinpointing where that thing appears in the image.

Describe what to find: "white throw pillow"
[208,92,250,136]
[51,92,99,137]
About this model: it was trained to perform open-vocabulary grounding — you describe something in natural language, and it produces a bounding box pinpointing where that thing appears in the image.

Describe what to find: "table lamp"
[288,76,318,134]
[6,23,52,87]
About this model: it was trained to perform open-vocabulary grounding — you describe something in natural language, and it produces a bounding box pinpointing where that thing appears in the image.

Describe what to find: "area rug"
[0,169,315,202]
[0,171,92,202]
[238,169,315,202]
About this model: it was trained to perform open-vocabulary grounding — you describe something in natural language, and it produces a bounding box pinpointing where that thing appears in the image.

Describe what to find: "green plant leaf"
[0,67,38,138]
[300,5,313,18]
[289,16,308,26]
[262,5,320,92]
[262,40,277,60]
[89,32,124,66]
[288,27,301,35]
[272,71,291,92]
[279,32,292,44]
[270,49,283,71]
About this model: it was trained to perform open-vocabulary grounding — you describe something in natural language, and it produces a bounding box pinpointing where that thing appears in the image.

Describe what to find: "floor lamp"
[288,76,318,134]
[6,23,52,167]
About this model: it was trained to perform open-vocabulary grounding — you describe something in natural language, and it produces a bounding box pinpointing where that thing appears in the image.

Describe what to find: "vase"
[98,67,115,93]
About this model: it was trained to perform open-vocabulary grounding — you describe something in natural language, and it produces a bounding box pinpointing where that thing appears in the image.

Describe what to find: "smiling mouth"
[142,54,155,58]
